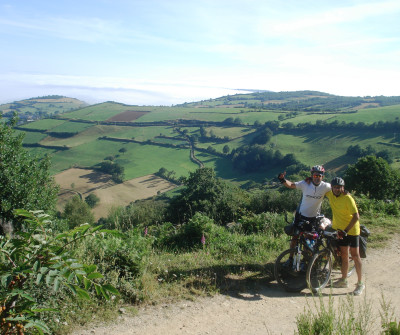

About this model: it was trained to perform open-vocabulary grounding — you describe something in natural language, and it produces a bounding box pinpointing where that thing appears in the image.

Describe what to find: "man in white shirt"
[278,165,331,251]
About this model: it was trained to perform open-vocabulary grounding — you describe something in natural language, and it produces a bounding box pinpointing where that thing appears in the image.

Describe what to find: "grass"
[17,101,400,184]
[17,130,48,143]
[44,202,400,334]
[50,121,93,133]
[20,118,66,130]
[296,293,375,334]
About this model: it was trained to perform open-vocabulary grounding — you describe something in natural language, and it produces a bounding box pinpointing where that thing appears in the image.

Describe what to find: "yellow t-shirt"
[326,191,360,236]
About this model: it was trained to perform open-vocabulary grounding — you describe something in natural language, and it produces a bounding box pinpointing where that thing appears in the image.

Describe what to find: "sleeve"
[294,180,305,190]
[347,196,358,214]
[325,191,333,202]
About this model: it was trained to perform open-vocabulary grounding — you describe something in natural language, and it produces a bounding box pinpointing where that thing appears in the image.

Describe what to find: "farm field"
[13,92,400,187]
[54,168,177,220]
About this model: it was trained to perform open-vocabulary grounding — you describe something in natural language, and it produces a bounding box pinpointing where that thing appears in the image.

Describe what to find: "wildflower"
[144,226,148,236]
[201,233,205,245]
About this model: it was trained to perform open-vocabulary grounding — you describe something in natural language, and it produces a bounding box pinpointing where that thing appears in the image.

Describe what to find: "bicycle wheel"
[347,257,355,277]
[306,249,332,293]
[274,248,308,292]
[334,254,355,278]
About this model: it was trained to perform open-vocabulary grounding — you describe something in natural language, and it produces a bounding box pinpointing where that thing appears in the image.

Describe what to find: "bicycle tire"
[274,248,308,292]
[333,254,355,278]
[306,249,333,293]
[347,257,355,277]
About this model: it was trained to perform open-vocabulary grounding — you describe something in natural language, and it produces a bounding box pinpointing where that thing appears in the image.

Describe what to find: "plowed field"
[55,168,176,219]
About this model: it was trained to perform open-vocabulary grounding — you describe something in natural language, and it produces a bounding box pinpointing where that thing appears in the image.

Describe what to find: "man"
[326,177,364,296]
[278,165,331,253]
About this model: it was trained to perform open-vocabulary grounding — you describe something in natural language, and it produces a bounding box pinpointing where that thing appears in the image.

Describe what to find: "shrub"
[104,199,167,231]
[63,195,95,228]
[85,193,100,208]
[238,212,286,235]
[0,210,118,334]
[75,229,152,302]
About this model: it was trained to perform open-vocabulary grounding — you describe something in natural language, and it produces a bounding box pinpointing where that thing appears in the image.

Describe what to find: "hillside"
[0,95,88,122]
[4,90,400,218]
[177,90,400,111]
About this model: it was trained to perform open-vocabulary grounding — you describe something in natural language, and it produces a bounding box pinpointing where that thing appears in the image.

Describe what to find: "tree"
[63,195,95,228]
[344,155,400,200]
[251,128,273,145]
[85,193,100,208]
[167,168,247,224]
[223,145,230,154]
[119,147,127,154]
[0,116,59,233]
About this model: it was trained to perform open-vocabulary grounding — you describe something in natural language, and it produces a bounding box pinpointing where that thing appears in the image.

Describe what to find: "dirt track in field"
[55,168,176,219]
[71,236,400,335]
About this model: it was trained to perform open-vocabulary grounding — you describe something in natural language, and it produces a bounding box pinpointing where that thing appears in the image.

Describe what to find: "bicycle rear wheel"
[274,248,308,292]
[306,249,332,293]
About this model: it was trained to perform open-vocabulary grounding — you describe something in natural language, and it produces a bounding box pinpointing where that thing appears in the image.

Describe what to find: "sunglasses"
[313,174,323,177]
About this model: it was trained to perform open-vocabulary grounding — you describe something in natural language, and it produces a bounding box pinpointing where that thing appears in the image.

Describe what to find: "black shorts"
[294,212,317,231]
[337,235,359,248]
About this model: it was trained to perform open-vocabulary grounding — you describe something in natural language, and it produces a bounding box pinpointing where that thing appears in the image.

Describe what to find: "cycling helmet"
[331,177,345,186]
[311,165,325,175]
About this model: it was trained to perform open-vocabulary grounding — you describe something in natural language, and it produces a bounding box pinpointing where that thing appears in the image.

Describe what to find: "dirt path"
[72,237,400,335]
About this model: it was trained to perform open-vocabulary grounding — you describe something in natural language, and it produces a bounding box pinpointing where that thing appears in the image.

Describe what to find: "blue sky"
[1,0,400,105]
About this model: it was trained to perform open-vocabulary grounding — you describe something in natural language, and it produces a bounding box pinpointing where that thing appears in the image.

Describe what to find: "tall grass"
[296,293,399,335]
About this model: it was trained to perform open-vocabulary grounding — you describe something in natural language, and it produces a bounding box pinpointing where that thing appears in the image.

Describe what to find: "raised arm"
[277,172,296,189]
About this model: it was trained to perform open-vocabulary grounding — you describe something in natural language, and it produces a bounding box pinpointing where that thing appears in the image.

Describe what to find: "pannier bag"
[284,223,296,236]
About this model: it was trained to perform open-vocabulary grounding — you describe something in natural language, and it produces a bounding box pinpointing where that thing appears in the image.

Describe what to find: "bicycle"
[274,216,324,292]
[306,229,355,293]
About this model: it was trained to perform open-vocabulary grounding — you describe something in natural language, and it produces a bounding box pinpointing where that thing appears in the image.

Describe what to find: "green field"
[61,102,131,121]
[21,118,66,130]
[12,92,399,183]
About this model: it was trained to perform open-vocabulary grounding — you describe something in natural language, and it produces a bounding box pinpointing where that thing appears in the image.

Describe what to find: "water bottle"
[306,239,312,249]
[296,251,302,271]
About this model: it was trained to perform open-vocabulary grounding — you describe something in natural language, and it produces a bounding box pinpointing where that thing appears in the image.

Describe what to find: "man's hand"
[277,171,286,183]
[337,230,347,240]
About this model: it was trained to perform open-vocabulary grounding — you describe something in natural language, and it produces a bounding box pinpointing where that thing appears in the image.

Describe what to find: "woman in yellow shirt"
[325,177,364,296]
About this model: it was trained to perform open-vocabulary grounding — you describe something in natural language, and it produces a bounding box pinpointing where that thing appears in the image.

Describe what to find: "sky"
[1,0,400,106]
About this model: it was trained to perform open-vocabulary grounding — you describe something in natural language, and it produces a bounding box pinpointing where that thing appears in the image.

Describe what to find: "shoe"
[333,278,348,288]
[353,282,365,296]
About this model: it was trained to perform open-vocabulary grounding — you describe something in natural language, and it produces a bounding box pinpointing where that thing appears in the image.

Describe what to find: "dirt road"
[72,237,400,335]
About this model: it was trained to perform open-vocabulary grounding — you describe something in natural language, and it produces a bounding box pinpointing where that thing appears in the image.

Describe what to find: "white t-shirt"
[294,180,331,217]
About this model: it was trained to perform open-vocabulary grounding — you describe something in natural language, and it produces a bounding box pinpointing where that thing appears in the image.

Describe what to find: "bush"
[63,195,95,228]
[354,194,400,217]
[75,229,152,302]
[0,210,118,334]
[249,189,302,214]
[104,199,167,231]
[85,193,100,208]
[238,212,286,235]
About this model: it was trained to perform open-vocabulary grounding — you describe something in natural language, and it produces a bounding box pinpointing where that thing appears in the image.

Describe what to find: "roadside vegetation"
[2,92,400,334]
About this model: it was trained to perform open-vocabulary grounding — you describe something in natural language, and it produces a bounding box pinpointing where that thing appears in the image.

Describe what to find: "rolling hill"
[3,90,400,217]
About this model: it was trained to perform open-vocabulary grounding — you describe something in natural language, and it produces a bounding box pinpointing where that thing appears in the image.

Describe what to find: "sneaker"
[353,282,365,296]
[333,278,348,288]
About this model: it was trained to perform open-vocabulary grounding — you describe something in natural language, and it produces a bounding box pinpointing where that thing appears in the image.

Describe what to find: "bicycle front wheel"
[275,248,308,292]
[306,249,332,293]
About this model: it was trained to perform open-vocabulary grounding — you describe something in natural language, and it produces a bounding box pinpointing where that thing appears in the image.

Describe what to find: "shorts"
[294,212,318,232]
[337,234,359,248]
